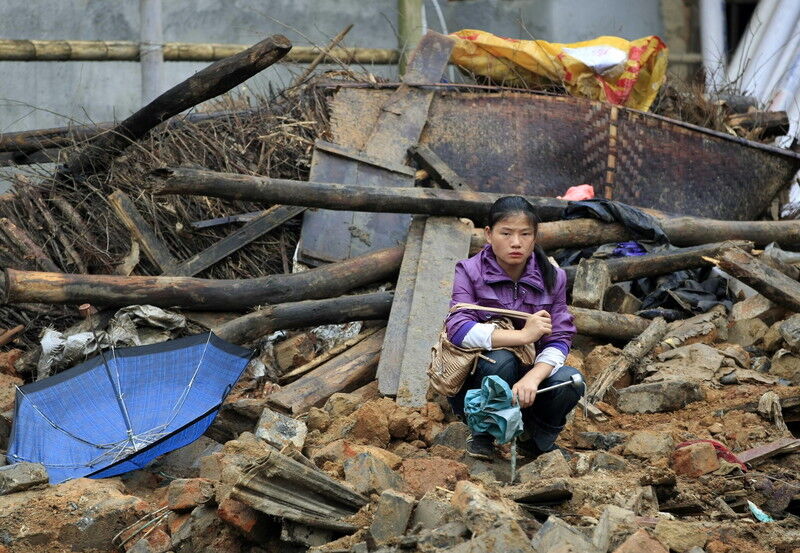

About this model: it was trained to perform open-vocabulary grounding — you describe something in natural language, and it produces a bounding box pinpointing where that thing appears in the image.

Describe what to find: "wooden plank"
[168,205,304,276]
[267,328,386,415]
[108,190,177,273]
[737,437,800,464]
[298,31,455,265]
[408,144,474,190]
[377,216,425,395]
[396,217,472,407]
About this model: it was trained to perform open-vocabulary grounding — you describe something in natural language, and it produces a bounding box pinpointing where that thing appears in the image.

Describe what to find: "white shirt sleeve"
[461,322,496,350]
[535,346,567,377]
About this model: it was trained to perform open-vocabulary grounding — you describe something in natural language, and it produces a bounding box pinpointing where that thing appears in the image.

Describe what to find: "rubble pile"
[1,30,800,553]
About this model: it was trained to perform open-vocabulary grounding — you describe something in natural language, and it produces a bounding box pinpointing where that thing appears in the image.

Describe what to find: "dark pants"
[448,349,584,453]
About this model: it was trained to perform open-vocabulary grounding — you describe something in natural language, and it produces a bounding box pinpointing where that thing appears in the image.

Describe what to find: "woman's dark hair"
[487,196,557,292]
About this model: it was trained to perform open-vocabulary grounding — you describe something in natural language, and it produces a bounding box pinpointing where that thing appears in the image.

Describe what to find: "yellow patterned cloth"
[450,30,669,111]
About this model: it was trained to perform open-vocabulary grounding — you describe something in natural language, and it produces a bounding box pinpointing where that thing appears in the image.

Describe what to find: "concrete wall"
[0,0,663,132]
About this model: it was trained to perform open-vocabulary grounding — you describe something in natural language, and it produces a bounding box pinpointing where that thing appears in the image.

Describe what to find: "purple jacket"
[445,245,575,357]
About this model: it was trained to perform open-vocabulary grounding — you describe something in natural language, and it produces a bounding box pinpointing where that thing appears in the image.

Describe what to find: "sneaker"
[466,434,496,461]
[516,439,573,461]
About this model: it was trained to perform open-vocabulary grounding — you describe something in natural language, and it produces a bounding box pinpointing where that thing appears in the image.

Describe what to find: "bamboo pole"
[0,39,399,64]
[398,0,424,74]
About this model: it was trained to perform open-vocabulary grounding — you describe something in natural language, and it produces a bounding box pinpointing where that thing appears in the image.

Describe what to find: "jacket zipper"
[513,282,518,301]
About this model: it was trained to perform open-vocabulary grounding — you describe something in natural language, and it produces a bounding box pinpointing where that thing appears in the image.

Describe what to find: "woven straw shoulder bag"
[427,303,537,397]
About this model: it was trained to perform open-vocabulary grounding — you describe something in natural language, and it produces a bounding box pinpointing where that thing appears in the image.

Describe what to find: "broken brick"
[671,442,721,477]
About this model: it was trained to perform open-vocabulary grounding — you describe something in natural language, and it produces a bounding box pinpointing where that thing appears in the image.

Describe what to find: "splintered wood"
[394,216,473,407]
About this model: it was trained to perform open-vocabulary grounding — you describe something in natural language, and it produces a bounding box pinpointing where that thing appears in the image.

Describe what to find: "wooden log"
[376,216,425,395]
[563,241,753,287]
[408,144,473,190]
[0,218,60,272]
[152,167,571,223]
[216,292,393,345]
[0,247,403,311]
[586,317,669,403]
[268,328,386,415]
[108,190,178,273]
[758,253,800,281]
[63,35,291,178]
[168,205,305,276]
[571,259,611,309]
[154,168,800,248]
[710,248,800,312]
[569,307,650,341]
[0,38,398,64]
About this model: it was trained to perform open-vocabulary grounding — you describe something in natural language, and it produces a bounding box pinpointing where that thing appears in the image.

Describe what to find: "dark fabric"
[563,199,669,246]
[448,350,583,452]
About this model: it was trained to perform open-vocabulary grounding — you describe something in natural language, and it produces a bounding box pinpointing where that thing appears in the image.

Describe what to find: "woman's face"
[484,213,536,269]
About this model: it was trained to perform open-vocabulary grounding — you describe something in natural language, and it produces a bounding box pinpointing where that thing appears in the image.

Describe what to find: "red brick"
[217,498,259,534]
[167,478,215,511]
[167,511,191,535]
[670,442,720,477]
[127,527,171,553]
[612,529,668,553]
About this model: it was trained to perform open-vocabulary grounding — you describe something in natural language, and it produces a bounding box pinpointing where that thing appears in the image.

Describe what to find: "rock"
[770,349,800,384]
[415,521,470,550]
[624,431,675,460]
[585,344,625,385]
[324,393,359,418]
[617,380,705,414]
[151,436,221,478]
[592,505,637,552]
[281,520,338,547]
[612,528,668,553]
[728,318,768,348]
[620,486,660,517]
[305,407,331,433]
[518,449,572,482]
[575,431,628,451]
[62,493,151,551]
[431,421,470,450]
[451,480,521,534]
[0,350,22,377]
[255,407,307,449]
[412,490,458,530]
[671,442,721,477]
[686,548,706,553]
[730,294,784,323]
[760,321,784,353]
[387,406,413,439]
[0,462,48,495]
[128,528,171,553]
[171,504,246,553]
[653,520,708,553]
[447,520,535,552]
[369,489,415,543]
[309,439,401,470]
[591,451,627,472]
[400,457,469,498]
[343,452,404,495]
[0,410,11,451]
[531,516,598,553]
[780,314,800,352]
[349,400,392,446]
[0,373,22,413]
[167,478,215,511]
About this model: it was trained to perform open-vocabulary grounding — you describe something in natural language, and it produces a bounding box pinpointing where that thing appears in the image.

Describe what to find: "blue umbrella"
[7,332,252,484]
[464,375,524,445]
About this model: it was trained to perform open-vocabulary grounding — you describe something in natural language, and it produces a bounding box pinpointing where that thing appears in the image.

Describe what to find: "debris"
[0,462,48,495]
[612,528,668,553]
[617,379,705,414]
[671,442,722,477]
[572,258,612,309]
[531,515,599,553]
[343,451,404,496]
[368,489,415,543]
[623,431,675,460]
[255,408,308,449]
[653,520,709,553]
[592,505,638,552]
[518,449,572,481]
[166,478,215,511]
[710,247,800,312]
[747,500,775,523]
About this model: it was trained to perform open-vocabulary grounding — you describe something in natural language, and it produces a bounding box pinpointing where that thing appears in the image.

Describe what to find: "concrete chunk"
[449,520,535,553]
[254,407,307,449]
[531,516,599,553]
[369,489,415,543]
[592,505,637,552]
[343,452,404,496]
[617,380,705,414]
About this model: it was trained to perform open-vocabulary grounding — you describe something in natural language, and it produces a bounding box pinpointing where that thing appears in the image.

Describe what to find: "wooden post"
[398,0,424,75]
[140,0,164,104]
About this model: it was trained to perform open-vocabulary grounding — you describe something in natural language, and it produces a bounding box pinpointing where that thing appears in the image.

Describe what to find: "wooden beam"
[168,205,304,276]
[571,259,612,309]
[268,328,386,414]
[408,144,474,190]
[710,247,800,312]
[216,292,392,345]
[62,35,291,179]
[108,190,178,273]
[0,247,403,311]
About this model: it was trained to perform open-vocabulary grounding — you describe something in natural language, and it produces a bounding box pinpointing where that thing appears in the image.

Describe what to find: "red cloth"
[557,184,595,201]
[675,439,748,471]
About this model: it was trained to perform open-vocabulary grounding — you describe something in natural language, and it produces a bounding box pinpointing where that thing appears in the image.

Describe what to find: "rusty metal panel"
[329,89,800,220]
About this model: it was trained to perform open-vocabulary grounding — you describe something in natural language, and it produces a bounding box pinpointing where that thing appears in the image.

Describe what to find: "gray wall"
[0,0,663,132]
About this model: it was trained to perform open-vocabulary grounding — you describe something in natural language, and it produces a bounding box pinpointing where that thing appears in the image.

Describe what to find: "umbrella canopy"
[464,375,524,444]
[8,332,252,484]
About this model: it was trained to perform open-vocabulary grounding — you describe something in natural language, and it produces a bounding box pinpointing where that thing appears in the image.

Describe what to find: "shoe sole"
[466,450,494,461]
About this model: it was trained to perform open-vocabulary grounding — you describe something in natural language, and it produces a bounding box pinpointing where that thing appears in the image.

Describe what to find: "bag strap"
[448,302,531,320]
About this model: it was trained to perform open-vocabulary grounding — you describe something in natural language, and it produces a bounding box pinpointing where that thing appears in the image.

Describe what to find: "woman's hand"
[521,310,552,343]
[512,371,542,408]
